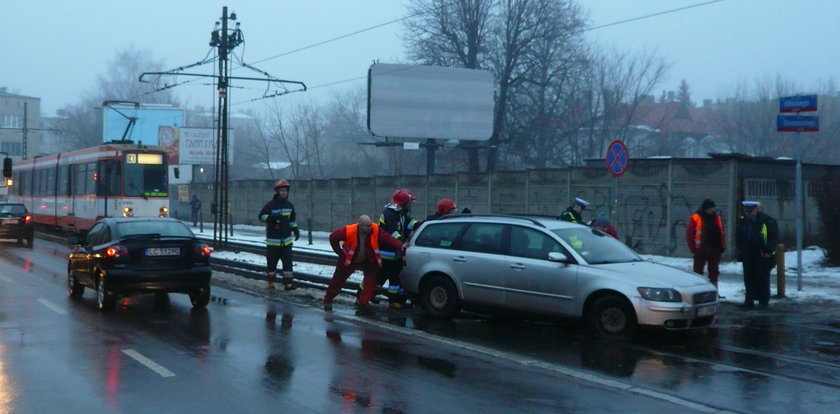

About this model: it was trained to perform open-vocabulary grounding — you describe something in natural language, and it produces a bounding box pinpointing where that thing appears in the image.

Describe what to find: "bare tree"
[53,46,178,150]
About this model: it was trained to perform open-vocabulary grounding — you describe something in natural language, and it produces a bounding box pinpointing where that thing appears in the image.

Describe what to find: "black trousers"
[742,256,773,306]
[266,245,293,274]
[377,260,403,288]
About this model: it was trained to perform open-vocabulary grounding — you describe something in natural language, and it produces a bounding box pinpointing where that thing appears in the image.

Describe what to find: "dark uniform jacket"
[258,195,299,247]
[559,207,583,224]
[735,212,779,261]
[379,204,418,261]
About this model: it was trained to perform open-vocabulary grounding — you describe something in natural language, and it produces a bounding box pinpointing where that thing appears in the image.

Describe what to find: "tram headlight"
[122,207,134,217]
[159,207,169,217]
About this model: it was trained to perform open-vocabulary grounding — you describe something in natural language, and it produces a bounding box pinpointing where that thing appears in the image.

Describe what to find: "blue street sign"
[606,140,628,177]
[779,95,817,113]
[777,115,819,132]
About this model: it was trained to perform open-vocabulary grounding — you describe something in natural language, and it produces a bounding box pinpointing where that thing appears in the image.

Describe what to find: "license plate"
[145,247,180,256]
[696,305,716,317]
[2,219,19,225]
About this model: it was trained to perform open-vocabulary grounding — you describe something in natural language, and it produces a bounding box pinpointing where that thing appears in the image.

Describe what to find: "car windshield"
[552,227,642,265]
[117,221,194,239]
[0,204,26,215]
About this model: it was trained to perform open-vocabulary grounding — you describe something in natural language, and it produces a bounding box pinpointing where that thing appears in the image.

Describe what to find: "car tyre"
[68,268,84,298]
[587,295,637,341]
[96,275,117,311]
[25,234,34,249]
[421,275,460,320]
[190,285,211,309]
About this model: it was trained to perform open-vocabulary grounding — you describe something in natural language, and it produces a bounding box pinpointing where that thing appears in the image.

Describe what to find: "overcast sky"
[4,0,840,114]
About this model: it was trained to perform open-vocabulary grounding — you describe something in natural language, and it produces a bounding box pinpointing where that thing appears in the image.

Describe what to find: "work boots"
[266,271,276,289]
[282,271,296,291]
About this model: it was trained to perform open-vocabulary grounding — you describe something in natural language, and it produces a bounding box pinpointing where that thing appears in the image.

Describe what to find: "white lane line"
[0,275,11,282]
[122,349,176,377]
[347,315,736,414]
[37,298,68,315]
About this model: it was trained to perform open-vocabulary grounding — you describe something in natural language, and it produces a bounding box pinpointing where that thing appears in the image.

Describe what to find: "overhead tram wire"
[230,0,725,104]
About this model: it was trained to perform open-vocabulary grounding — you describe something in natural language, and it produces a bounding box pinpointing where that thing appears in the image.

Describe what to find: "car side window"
[414,222,465,248]
[455,223,505,254]
[509,226,567,260]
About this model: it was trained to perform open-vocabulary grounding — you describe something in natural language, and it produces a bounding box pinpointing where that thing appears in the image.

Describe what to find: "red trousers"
[324,263,379,305]
[693,246,723,287]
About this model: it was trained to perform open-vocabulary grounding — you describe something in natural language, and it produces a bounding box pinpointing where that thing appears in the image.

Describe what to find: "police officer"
[560,197,589,224]
[735,201,779,309]
[377,189,419,308]
[258,179,300,290]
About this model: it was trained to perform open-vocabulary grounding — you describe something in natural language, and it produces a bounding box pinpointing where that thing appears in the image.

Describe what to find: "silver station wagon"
[401,215,718,340]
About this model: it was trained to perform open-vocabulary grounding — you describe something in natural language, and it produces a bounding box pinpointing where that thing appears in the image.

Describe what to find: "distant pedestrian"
[426,198,457,221]
[323,215,404,314]
[258,179,300,290]
[560,198,589,224]
[590,212,618,239]
[735,201,779,309]
[189,195,202,227]
[686,199,726,292]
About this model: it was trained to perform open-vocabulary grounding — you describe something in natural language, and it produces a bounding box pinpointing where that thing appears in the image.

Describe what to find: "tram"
[8,142,170,233]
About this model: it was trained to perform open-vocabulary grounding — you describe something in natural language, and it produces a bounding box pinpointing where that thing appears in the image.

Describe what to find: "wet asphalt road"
[1,237,839,413]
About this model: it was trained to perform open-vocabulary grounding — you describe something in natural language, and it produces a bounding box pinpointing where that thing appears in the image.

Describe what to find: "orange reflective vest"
[688,213,726,250]
[342,223,383,268]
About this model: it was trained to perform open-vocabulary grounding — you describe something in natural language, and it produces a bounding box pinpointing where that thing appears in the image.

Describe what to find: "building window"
[2,114,22,128]
[1,142,22,156]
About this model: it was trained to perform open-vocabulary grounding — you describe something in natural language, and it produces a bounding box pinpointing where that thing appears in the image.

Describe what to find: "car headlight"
[637,287,683,302]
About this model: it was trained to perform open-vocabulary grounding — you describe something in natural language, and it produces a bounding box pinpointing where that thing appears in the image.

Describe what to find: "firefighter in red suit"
[323,215,404,313]
[686,198,726,291]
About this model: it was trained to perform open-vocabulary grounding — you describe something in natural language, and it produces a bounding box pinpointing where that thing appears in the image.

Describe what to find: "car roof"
[98,217,181,224]
[433,213,581,230]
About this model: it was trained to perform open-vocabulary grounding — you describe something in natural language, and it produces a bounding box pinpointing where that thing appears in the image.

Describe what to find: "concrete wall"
[188,157,836,257]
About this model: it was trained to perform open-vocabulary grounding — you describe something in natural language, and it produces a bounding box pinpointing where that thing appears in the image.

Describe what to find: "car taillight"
[195,244,211,258]
[24,214,32,224]
[105,245,129,258]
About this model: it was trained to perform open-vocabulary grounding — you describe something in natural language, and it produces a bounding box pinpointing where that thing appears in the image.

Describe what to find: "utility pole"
[209,6,241,249]
[140,7,306,249]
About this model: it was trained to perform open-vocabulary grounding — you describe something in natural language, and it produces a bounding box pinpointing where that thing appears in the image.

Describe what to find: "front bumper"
[635,299,717,330]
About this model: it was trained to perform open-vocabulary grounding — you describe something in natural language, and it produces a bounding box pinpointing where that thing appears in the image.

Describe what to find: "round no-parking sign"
[606,140,629,177]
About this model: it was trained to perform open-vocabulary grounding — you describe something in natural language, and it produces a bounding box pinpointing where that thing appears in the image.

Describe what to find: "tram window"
[98,160,120,196]
[73,165,86,195]
[58,165,69,196]
[46,168,56,195]
[85,163,96,195]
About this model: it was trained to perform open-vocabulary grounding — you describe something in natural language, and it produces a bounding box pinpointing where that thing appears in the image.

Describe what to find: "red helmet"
[274,179,290,190]
[436,198,456,216]
[390,189,416,208]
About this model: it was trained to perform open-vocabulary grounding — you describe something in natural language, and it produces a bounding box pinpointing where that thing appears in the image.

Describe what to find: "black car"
[67,217,212,311]
[0,202,34,248]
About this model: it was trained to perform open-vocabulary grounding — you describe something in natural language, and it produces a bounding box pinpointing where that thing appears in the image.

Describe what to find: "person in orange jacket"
[686,199,726,292]
[323,215,404,314]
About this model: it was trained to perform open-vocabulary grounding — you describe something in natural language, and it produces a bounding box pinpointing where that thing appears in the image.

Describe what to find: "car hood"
[586,260,713,289]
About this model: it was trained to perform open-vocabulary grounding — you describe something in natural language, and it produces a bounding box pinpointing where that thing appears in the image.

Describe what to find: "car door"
[450,222,509,306]
[504,225,578,317]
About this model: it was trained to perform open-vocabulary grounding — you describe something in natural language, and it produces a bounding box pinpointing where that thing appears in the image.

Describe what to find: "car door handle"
[452,256,467,262]
[510,263,525,270]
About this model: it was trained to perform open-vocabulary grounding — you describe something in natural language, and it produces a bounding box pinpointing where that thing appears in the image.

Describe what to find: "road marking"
[0,275,11,282]
[122,349,176,377]
[37,298,67,315]
[347,315,736,414]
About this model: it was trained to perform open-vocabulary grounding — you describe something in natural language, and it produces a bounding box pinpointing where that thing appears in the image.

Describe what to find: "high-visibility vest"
[342,223,382,267]
[689,213,726,250]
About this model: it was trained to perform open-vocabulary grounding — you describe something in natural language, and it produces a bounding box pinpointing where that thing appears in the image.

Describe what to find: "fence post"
[775,243,786,298]
[307,217,313,245]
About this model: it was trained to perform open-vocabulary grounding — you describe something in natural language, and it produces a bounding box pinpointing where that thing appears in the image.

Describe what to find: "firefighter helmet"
[435,198,456,216]
[274,179,290,190]
[390,189,416,208]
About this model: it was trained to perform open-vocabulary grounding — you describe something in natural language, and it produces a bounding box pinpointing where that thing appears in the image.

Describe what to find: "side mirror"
[173,166,180,179]
[548,252,569,263]
[3,157,11,178]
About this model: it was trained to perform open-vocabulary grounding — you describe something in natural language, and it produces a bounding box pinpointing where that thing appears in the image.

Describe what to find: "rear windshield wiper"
[120,233,162,240]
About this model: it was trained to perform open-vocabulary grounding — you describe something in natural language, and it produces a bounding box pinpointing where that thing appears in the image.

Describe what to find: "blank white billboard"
[368,64,494,141]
